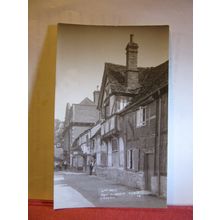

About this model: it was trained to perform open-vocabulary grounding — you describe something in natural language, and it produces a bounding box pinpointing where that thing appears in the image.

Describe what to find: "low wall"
[96,167,167,198]
[96,167,145,190]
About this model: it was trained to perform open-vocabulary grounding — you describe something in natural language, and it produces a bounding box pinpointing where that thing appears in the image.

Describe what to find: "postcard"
[54,24,169,209]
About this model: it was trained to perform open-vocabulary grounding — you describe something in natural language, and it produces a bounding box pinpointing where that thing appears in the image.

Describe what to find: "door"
[144,153,154,191]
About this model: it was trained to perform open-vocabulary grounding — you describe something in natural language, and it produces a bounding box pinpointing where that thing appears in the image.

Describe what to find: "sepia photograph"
[54,24,169,209]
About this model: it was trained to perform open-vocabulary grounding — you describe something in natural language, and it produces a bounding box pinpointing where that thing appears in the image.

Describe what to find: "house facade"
[95,35,168,197]
[119,64,168,196]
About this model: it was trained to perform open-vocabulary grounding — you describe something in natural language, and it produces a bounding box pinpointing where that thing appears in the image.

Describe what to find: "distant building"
[72,122,102,172]
[89,122,102,166]
[54,119,64,147]
[71,129,90,172]
[54,119,64,167]
[62,92,100,166]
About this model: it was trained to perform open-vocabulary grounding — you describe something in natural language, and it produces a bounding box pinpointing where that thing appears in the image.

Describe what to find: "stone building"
[62,91,100,166]
[95,35,168,197]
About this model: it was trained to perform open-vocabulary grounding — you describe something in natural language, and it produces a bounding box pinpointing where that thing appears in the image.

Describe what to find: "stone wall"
[96,167,166,197]
[96,167,145,190]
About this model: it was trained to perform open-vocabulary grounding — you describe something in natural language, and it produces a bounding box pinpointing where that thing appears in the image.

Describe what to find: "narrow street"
[54,171,166,209]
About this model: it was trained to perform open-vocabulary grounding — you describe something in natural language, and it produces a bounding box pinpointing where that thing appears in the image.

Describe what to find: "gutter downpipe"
[157,90,162,196]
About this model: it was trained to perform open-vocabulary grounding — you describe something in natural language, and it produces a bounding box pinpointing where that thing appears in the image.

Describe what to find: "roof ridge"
[79,97,95,105]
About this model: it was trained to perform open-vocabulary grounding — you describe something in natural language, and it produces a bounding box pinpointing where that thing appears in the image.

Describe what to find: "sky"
[55,24,169,120]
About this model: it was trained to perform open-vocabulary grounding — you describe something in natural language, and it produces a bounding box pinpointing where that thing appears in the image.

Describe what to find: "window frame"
[136,105,156,127]
[136,106,147,127]
[127,149,133,170]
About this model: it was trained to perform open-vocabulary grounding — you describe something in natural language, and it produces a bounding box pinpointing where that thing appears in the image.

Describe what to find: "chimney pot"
[130,34,134,43]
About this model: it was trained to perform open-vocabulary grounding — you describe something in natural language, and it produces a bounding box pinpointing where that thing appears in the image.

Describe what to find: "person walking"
[63,160,67,170]
[93,159,96,175]
[89,160,94,175]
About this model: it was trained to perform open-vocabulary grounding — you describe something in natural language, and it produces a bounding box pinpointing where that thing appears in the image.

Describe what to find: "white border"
[194,0,220,219]
[0,0,28,220]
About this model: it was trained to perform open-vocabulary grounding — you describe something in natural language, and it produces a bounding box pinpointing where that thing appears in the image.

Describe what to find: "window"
[116,98,128,112]
[91,139,95,153]
[86,135,89,146]
[127,149,139,171]
[127,149,133,169]
[112,138,118,152]
[120,99,127,110]
[105,103,110,118]
[136,105,156,127]
[92,139,95,148]
[136,106,147,127]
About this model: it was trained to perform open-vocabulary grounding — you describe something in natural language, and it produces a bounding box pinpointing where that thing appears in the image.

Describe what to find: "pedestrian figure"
[93,159,96,175]
[63,160,67,170]
[89,160,94,175]
[59,161,62,171]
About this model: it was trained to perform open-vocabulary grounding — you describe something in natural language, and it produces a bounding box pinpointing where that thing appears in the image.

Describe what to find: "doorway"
[144,153,154,191]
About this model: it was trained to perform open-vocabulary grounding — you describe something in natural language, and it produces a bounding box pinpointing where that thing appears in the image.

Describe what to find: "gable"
[97,61,168,110]
[79,97,95,105]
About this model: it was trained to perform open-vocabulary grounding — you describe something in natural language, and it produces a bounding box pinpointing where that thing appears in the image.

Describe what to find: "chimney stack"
[93,87,100,106]
[126,34,140,90]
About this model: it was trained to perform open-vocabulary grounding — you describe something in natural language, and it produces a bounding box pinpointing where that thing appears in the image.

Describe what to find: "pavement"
[54,174,94,209]
[54,170,166,209]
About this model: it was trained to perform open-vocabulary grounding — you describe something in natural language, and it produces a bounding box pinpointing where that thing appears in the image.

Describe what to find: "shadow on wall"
[29,25,57,200]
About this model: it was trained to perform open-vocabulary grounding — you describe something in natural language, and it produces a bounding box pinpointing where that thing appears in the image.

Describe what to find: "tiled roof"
[104,61,168,96]
[104,63,146,94]
[133,61,168,102]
